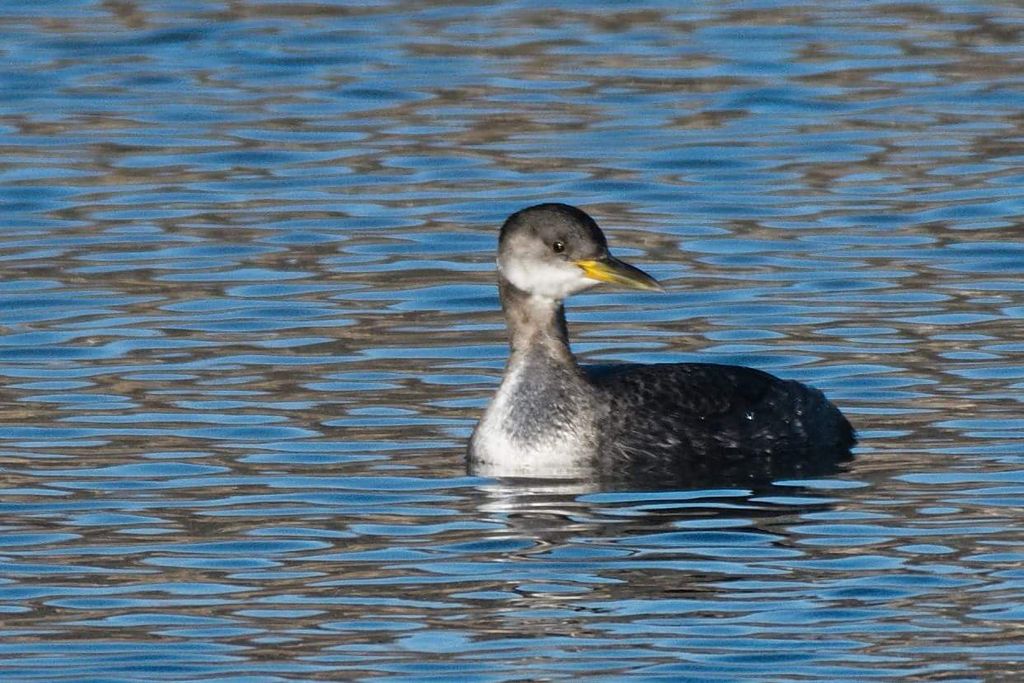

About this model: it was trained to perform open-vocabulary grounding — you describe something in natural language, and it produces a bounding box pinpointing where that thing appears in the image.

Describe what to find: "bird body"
[469,203,855,488]
[589,361,854,486]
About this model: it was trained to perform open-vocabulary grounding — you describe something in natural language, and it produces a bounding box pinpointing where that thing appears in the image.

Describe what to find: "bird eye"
[552,240,565,254]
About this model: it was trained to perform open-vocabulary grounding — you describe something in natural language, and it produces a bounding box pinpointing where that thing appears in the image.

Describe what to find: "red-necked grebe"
[469,203,855,488]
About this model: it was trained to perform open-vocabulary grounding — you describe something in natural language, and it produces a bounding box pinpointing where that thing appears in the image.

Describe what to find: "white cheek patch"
[499,257,594,300]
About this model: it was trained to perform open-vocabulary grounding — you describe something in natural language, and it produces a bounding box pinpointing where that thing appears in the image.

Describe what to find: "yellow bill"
[576,256,663,292]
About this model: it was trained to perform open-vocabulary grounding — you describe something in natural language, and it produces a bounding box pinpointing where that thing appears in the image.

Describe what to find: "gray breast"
[468,350,602,478]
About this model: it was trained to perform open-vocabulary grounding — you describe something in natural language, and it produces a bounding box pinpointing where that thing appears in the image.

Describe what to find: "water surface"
[1,1,1023,680]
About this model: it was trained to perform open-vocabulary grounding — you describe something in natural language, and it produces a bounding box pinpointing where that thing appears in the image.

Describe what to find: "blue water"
[1,1,1023,680]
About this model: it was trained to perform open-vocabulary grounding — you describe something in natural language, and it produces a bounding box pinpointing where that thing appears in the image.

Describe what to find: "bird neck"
[498,278,574,363]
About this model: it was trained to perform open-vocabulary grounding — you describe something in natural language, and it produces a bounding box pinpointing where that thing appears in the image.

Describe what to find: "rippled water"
[1,1,1023,680]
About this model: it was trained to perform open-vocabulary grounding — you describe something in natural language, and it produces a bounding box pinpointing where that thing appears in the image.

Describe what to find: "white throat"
[497,257,595,301]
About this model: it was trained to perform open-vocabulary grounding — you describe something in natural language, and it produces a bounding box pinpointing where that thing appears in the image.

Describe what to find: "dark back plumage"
[587,362,855,487]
